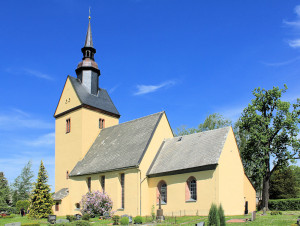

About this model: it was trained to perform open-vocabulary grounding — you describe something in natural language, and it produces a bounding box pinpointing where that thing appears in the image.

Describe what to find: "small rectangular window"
[55,202,59,211]
[99,118,105,129]
[101,176,105,192]
[87,177,91,192]
[120,173,125,209]
[66,118,71,133]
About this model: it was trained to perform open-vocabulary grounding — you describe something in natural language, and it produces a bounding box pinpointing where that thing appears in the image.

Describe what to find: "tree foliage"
[16,200,30,212]
[28,161,53,218]
[12,161,34,205]
[208,203,220,226]
[176,113,232,136]
[270,166,298,199]
[0,172,10,207]
[238,85,300,209]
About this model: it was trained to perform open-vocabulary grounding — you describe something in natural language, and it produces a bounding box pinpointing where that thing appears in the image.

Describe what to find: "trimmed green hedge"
[269,198,300,211]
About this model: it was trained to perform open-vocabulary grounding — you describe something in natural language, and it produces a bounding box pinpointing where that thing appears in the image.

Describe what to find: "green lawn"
[0,211,299,225]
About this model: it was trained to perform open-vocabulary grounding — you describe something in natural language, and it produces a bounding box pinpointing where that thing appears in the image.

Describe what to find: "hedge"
[269,198,300,211]
[0,206,18,214]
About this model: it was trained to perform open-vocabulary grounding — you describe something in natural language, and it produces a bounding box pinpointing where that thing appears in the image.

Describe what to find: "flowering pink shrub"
[80,190,113,216]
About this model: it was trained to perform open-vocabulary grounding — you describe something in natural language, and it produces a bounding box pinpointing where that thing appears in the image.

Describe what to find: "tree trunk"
[262,174,270,210]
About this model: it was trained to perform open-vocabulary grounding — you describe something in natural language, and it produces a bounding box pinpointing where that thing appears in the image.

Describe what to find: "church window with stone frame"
[99,118,105,129]
[66,118,71,133]
[120,173,125,209]
[186,176,197,201]
[157,180,167,204]
[101,175,105,192]
[87,177,91,192]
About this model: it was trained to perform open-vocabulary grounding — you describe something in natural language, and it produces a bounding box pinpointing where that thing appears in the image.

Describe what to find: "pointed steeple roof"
[84,18,93,48]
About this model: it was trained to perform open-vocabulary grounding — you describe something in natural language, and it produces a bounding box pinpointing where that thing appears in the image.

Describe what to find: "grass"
[0,211,299,225]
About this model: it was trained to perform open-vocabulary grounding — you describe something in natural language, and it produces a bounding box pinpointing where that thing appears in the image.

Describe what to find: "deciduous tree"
[238,85,300,210]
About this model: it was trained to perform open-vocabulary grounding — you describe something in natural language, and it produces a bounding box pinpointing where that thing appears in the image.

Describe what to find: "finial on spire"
[89,7,91,20]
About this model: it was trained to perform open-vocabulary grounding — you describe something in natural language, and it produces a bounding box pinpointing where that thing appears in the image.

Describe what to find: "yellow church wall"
[147,170,217,216]
[244,174,256,212]
[63,168,139,216]
[138,113,174,216]
[55,109,83,192]
[218,127,251,215]
[54,77,81,116]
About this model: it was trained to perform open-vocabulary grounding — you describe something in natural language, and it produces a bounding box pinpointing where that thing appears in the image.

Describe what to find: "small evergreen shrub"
[66,215,76,222]
[208,203,220,226]
[82,214,90,221]
[112,215,120,225]
[0,206,18,214]
[269,198,300,211]
[120,216,129,225]
[134,216,143,224]
[3,215,14,218]
[218,204,225,226]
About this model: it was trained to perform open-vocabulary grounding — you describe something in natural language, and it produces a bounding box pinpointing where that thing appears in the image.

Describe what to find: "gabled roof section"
[68,76,120,117]
[69,112,164,176]
[147,127,231,177]
[52,188,69,201]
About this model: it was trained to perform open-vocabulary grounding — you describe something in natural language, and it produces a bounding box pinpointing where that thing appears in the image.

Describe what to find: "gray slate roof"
[68,76,120,117]
[147,127,231,177]
[69,112,164,176]
[53,188,69,201]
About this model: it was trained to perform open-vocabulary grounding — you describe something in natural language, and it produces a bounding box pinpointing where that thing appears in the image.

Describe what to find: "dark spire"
[75,13,100,95]
[84,16,93,48]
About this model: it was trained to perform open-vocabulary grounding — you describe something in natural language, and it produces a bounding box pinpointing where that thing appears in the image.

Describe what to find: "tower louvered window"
[99,118,105,129]
[66,118,71,133]
[120,173,124,208]
[101,175,105,192]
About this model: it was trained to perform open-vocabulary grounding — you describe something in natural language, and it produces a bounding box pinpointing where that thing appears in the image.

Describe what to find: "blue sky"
[1,0,300,189]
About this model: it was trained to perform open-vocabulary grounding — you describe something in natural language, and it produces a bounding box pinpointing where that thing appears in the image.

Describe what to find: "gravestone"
[48,215,56,224]
[251,211,256,221]
[262,207,266,215]
[195,222,205,226]
[103,212,110,219]
[5,223,21,226]
[297,218,300,226]
[75,214,82,220]
[56,219,69,224]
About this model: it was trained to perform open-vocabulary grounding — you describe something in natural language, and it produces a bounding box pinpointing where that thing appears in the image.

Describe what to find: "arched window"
[186,177,197,201]
[157,180,167,204]
[66,171,69,179]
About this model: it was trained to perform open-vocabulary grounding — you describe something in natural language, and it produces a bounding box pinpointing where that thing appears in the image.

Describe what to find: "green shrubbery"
[66,215,76,222]
[218,204,225,226]
[22,224,41,226]
[134,215,143,224]
[16,200,30,213]
[269,198,300,211]
[208,203,220,226]
[270,211,282,215]
[82,214,90,221]
[120,216,129,225]
[71,221,90,226]
[112,215,120,225]
[0,206,18,214]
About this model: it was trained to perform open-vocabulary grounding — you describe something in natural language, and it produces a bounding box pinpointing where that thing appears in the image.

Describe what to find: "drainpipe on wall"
[138,169,147,216]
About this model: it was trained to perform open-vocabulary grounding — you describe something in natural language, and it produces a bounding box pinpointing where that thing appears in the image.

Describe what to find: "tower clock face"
[65,98,71,104]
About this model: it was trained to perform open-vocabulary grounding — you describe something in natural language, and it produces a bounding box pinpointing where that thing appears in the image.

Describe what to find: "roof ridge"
[101,111,165,130]
[174,126,231,139]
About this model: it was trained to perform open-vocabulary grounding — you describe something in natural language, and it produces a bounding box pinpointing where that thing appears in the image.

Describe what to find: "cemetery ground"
[1,211,300,225]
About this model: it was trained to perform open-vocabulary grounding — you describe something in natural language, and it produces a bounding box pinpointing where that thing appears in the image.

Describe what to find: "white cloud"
[288,39,300,48]
[109,84,120,94]
[23,68,53,80]
[0,109,54,130]
[134,80,176,95]
[22,132,55,147]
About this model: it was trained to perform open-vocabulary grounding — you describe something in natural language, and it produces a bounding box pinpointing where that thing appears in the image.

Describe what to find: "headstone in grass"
[103,212,110,219]
[195,222,205,226]
[48,214,56,224]
[263,207,266,215]
[75,214,82,220]
[4,223,21,226]
[251,211,256,221]
[56,219,70,223]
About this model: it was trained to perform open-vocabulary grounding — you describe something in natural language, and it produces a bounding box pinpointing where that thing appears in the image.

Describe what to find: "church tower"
[54,17,120,194]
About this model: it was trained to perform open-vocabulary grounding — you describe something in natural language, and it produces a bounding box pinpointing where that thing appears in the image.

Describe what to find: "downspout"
[138,168,147,216]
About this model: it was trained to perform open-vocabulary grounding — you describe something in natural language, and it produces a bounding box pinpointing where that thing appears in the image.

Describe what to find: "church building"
[52,18,256,217]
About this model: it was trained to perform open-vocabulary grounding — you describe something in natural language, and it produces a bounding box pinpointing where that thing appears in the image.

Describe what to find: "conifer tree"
[28,161,54,218]
[0,172,11,207]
